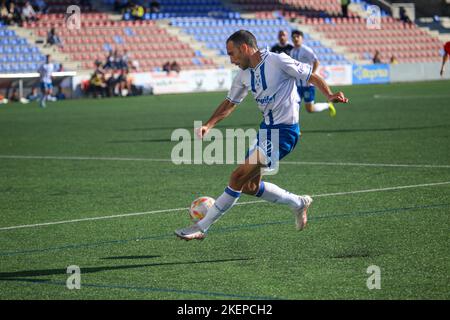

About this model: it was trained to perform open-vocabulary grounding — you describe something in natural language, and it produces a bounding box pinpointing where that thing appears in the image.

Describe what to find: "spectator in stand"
[341,0,350,18]
[390,55,398,64]
[32,0,48,14]
[270,30,294,55]
[163,61,171,73]
[130,59,139,71]
[0,2,11,25]
[399,7,412,25]
[131,3,144,20]
[55,86,66,100]
[90,70,106,98]
[9,88,20,103]
[150,0,160,13]
[8,2,23,26]
[122,49,130,67]
[372,50,382,64]
[104,68,120,97]
[26,87,40,102]
[170,61,181,73]
[115,0,130,13]
[104,50,116,69]
[94,59,105,74]
[22,1,39,23]
[115,52,128,70]
[117,68,129,96]
[45,27,63,48]
[0,92,8,104]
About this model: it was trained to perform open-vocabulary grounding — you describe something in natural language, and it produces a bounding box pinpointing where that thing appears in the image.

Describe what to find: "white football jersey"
[290,45,318,87]
[38,63,54,84]
[227,49,312,126]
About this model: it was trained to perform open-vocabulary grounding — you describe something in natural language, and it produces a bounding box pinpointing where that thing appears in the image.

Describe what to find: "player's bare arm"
[312,59,319,74]
[308,73,349,103]
[197,99,237,138]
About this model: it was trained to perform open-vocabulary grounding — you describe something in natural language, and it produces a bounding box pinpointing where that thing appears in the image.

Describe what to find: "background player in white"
[175,30,348,241]
[290,30,336,117]
[38,54,55,108]
[270,30,294,55]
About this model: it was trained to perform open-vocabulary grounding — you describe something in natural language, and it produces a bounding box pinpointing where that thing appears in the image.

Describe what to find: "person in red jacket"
[440,42,450,76]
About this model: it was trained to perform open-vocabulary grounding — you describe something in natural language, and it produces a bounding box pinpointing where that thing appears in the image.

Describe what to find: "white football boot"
[293,195,313,231]
[175,224,206,241]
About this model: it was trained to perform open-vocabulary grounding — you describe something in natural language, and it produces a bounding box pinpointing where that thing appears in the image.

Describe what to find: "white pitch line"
[374,94,450,99]
[1,155,449,169]
[0,207,188,231]
[0,181,449,231]
[282,161,450,169]
[0,155,172,162]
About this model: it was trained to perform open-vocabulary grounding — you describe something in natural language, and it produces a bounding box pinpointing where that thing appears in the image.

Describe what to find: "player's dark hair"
[226,30,258,49]
[291,30,304,38]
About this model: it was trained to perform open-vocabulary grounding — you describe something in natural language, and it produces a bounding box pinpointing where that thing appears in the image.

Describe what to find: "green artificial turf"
[0,80,449,299]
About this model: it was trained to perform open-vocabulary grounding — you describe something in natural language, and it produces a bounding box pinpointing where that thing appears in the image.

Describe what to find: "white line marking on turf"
[1,155,449,169]
[374,94,450,99]
[0,155,172,162]
[282,161,450,169]
[0,181,449,231]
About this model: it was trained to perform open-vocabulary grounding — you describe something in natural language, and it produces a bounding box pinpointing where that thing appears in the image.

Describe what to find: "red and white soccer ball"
[189,196,215,222]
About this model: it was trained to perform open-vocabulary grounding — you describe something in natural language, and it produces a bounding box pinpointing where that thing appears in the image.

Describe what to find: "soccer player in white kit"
[175,30,348,241]
[38,54,54,108]
[290,30,336,117]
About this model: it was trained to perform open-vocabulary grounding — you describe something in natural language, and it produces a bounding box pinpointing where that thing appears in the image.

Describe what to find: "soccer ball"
[189,196,215,222]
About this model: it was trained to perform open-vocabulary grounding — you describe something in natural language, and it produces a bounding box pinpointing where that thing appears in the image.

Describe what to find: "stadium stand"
[23,13,216,72]
[229,0,443,64]
[302,16,443,63]
[14,0,94,14]
[231,0,360,18]
[0,23,48,73]
[171,17,351,65]
[105,0,238,19]
[1,0,446,74]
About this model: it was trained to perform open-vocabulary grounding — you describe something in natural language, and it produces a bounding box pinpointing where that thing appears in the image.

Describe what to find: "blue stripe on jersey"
[260,63,267,90]
[268,110,274,125]
[250,70,256,93]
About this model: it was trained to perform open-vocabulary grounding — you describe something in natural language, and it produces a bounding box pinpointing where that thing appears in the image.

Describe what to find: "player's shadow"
[109,124,450,143]
[100,255,161,260]
[116,123,257,132]
[0,258,251,280]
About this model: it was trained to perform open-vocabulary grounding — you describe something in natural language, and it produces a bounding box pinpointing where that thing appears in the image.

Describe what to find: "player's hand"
[195,125,211,139]
[327,92,348,103]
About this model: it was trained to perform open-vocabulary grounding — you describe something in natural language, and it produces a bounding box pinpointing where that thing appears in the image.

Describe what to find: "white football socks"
[255,181,302,209]
[197,186,241,232]
[311,103,330,112]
